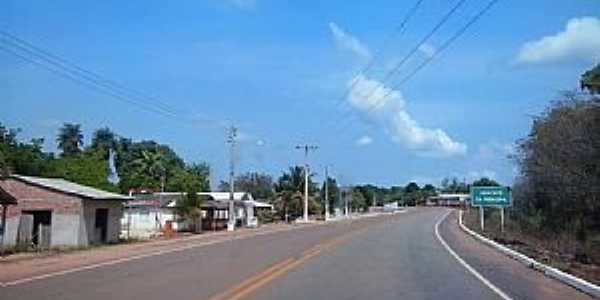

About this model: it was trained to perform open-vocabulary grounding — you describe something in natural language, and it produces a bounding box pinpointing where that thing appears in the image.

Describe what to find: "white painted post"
[480,206,485,231]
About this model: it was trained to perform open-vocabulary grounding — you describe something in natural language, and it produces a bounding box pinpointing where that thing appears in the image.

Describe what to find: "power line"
[0,30,178,116]
[357,0,501,119]
[331,0,468,133]
[0,44,183,121]
[334,0,499,137]
[328,0,425,113]
[390,0,500,91]
[0,31,223,128]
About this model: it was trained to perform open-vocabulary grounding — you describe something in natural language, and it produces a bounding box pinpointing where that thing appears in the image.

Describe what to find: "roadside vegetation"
[0,124,210,193]
[464,64,600,284]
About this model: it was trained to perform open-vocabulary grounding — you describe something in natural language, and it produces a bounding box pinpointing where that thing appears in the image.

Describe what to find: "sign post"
[470,186,512,232]
[479,205,484,231]
[500,207,505,233]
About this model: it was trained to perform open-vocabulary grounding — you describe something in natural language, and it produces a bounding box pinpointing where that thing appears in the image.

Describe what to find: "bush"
[256,209,276,224]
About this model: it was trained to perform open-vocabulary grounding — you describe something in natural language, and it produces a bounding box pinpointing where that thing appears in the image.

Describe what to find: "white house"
[121,192,273,239]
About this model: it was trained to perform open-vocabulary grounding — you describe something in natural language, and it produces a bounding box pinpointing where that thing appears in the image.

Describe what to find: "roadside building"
[122,191,273,238]
[0,183,18,250]
[0,175,131,248]
[426,193,470,207]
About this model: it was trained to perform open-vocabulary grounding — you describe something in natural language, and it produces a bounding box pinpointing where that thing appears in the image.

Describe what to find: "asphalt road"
[0,208,593,300]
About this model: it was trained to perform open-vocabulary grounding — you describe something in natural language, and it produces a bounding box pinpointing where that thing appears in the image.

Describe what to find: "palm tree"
[273,166,319,221]
[57,123,83,157]
[131,149,166,189]
[91,127,117,156]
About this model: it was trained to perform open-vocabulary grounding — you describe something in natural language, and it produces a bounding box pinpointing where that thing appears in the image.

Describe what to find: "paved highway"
[0,208,592,300]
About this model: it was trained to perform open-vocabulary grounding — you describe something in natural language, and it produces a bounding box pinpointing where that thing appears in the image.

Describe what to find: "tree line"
[0,123,209,194]
[220,169,499,221]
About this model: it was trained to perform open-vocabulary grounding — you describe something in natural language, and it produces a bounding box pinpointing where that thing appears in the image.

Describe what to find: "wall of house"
[82,199,123,245]
[121,207,182,239]
[0,179,82,247]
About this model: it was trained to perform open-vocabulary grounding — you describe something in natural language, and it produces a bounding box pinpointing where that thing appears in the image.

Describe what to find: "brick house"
[0,175,131,248]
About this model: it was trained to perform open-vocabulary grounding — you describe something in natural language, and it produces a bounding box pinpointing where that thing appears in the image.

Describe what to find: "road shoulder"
[439,210,593,300]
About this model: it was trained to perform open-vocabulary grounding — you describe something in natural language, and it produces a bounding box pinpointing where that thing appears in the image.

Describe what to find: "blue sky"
[1,0,599,188]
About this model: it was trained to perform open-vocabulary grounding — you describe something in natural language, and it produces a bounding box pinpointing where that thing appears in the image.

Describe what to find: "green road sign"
[470,186,511,207]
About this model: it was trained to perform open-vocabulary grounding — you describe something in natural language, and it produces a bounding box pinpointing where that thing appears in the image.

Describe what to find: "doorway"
[22,210,52,246]
[95,208,108,243]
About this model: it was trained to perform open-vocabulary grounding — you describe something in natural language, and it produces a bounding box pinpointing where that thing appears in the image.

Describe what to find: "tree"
[45,149,118,192]
[167,163,210,192]
[581,64,600,94]
[273,166,319,221]
[404,182,420,193]
[175,179,203,233]
[472,177,500,187]
[116,140,187,193]
[320,177,339,214]
[421,184,437,203]
[0,123,51,176]
[403,182,422,206]
[91,127,117,158]
[131,149,167,188]
[441,177,469,193]
[514,91,600,258]
[57,123,83,157]
[218,172,274,199]
[350,188,367,212]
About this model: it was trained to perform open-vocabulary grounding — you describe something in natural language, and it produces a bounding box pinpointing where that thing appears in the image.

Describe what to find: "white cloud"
[418,43,436,58]
[347,74,467,157]
[226,0,256,10]
[355,135,373,146]
[328,22,372,60]
[516,17,600,64]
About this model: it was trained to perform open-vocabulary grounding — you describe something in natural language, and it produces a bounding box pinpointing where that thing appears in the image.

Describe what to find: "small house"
[0,175,131,248]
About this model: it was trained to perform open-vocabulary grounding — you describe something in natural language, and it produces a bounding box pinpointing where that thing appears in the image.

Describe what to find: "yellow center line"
[207,223,377,300]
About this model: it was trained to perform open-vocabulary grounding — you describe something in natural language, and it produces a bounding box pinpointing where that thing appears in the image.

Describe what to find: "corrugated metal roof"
[149,192,254,201]
[12,175,132,201]
[197,192,253,201]
[0,185,17,205]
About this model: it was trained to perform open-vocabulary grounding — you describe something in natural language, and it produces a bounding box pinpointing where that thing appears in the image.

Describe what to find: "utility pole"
[227,126,238,231]
[295,144,318,222]
[344,187,349,217]
[324,166,329,222]
[158,170,165,230]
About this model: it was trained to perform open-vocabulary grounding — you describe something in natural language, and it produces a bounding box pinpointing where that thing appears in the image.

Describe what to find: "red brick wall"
[0,178,82,218]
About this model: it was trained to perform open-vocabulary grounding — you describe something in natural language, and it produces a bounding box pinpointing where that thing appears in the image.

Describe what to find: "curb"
[458,210,600,298]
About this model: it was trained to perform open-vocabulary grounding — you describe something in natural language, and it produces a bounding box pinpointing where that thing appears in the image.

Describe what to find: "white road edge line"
[434,209,513,300]
[0,225,301,287]
[458,210,600,298]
